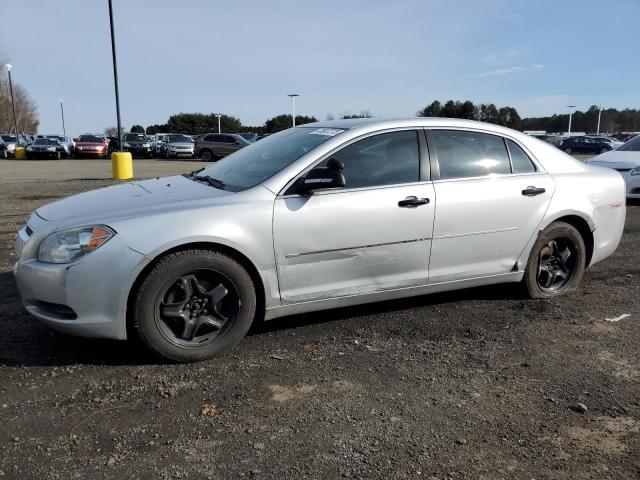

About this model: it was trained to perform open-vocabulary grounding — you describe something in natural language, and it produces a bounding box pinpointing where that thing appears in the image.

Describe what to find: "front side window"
[196,127,341,191]
[432,130,510,179]
[318,130,420,189]
[506,139,536,174]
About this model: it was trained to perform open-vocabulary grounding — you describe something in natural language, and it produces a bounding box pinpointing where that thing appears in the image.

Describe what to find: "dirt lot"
[0,159,638,480]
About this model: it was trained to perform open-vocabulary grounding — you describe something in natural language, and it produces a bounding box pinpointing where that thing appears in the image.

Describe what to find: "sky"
[1,0,639,135]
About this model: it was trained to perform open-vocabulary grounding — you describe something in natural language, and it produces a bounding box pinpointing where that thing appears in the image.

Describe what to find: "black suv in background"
[195,133,249,161]
[122,133,152,157]
[558,136,613,154]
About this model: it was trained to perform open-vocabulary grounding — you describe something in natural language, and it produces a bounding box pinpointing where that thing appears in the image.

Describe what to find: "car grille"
[631,188,640,194]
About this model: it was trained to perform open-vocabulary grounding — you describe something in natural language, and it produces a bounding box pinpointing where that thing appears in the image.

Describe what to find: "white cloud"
[472,64,543,78]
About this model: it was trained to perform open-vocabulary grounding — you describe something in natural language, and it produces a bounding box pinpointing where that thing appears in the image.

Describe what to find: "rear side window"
[203,135,215,142]
[506,139,536,174]
[432,130,511,179]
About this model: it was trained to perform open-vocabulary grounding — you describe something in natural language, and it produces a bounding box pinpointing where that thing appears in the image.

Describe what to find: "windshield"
[34,139,58,145]
[167,135,193,143]
[195,126,343,191]
[619,135,640,152]
[78,135,104,143]
[1,135,16,142]
[124,133,147,141]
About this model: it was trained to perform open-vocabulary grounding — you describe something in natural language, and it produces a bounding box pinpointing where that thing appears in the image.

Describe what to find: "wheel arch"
[542,214,595,267]
[126,241,266,336]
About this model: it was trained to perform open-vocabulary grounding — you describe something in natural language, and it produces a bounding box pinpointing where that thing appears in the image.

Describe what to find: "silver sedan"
[13,118,626,361]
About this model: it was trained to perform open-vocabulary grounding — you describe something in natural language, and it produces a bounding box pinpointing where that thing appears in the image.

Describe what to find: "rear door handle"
[521,186,546,196]
[398,196,430,207]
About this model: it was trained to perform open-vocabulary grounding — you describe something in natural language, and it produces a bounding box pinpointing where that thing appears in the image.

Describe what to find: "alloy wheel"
[154,270,240,347]
[536,238,577,293]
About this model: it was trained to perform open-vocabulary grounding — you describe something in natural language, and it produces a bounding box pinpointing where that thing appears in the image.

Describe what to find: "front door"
[273,130,435,304]
[427,130,555,284]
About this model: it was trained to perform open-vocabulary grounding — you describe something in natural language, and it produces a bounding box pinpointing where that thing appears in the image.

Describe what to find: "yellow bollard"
[111,151,133,180]
[14,147,26,160]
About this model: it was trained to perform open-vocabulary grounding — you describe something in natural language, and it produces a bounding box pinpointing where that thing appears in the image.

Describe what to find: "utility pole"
[108,0,123,150]
[215,114,222,133]
[60,99,66,137]
[5,64,20,145]
[567,105,575,137]
[288,94,299,127]
[596,107,603,135]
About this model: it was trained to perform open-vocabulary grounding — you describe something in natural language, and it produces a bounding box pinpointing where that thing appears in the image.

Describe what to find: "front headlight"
[143,143,150,148]
[38,226,115,264]
[123,142,130,148]
[26,146,33,151]
[631,166,640,176]
[47,147,56,152]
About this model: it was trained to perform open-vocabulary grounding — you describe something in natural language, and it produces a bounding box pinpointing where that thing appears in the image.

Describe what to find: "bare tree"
[0,52,39,133]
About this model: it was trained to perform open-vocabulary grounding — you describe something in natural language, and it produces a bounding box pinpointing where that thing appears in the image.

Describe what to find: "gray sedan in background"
[13,118,625,361]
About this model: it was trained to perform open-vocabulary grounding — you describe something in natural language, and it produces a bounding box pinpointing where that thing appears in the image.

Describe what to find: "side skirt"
[264,271,524,321]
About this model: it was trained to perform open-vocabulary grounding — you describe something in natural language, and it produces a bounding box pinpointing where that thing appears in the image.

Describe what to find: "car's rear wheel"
[600,147,608,154]
[132,249,256,362]
[564,148,572,154]
[523,222,585,299]
[201,150,213,162]
[55,150,61,160]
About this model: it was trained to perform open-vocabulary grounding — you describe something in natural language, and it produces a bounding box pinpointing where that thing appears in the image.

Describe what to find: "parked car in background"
[122,132,153,157]
[152,133,169,155]
[237,133,258,143]
[195,133,249,161]
[0,136,7,159]
[162,134,195,158]
[1,134,19,157]
[586,135,624,150]
[25,138,68,159]
[531,134,562,146]
[558,136,612,154]
[38,135,75,156]
[586,135,640,199]
[12,118,626,361]
[75,134,109,158]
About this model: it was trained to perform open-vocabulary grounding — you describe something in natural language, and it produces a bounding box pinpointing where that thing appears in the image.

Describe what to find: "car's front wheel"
[523,222,586,299]
[564,148,572,154]
[131,249,257,362]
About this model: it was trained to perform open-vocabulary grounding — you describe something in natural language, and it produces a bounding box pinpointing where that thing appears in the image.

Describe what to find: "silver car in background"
[13,118,626,362]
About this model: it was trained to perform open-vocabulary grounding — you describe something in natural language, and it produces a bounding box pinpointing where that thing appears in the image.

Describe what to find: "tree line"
[117,103,640,138]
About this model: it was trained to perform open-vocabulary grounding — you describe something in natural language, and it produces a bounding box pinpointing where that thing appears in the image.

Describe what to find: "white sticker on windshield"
[309,128,344,137]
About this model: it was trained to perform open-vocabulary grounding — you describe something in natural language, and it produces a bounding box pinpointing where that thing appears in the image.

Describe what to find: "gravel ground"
[0,159,638,480]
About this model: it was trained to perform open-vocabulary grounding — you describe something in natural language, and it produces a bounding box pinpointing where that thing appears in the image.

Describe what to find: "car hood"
[36,175,230,223]
[76,142,106,146]
[587,151,640,169]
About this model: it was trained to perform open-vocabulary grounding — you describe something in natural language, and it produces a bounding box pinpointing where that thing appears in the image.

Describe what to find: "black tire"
[523,222,586,299]
[55,150,61,160]
[600,148,608,154]
[564,148,572,154]
[1,149,7,159]
[201,150,213,162]
[131,249,257,362]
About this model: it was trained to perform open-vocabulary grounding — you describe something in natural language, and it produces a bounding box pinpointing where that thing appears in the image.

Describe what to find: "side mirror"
[297,158,346,194]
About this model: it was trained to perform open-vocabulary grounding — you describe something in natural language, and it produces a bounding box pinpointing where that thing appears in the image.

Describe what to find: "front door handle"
[521,186,546,196]
[398,196,430,207]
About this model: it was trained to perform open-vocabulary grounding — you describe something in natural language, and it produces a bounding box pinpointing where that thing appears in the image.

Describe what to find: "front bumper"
[26,150,61,158]
[168,147,194,157]
[76,147,107,156]
[13,221,147,340]
[124,145,152,156]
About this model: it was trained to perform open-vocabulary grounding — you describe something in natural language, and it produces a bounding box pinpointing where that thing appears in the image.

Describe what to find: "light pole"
[288,94,299,127]
[215,114,222,133]
[60,99,66,137]
[108,0,123,151]
[567,105,575,137]
[596,107,603,135]
[5,64,20,145]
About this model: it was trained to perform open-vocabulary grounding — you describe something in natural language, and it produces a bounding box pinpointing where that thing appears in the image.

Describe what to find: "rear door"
[428,129,555,284]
